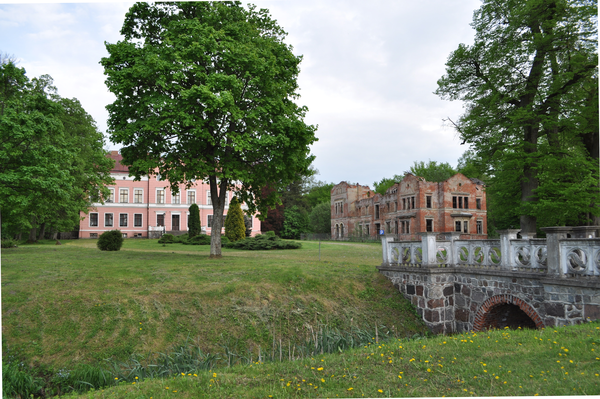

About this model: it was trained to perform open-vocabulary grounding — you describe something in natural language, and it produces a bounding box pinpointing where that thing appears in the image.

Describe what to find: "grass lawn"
[64,322,600,398]
[2,238,425,369]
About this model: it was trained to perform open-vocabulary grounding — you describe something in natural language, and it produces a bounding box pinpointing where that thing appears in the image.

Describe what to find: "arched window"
[340,223,344,238]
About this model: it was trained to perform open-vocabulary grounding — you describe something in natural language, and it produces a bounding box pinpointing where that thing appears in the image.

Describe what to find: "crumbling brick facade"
[331,173,487,240]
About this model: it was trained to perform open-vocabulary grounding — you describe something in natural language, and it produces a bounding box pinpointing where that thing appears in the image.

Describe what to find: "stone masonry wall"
[379,266,600,333]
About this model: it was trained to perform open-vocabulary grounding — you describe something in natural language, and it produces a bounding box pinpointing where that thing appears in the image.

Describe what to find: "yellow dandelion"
[378,389,383,393]
[348,387,353,391]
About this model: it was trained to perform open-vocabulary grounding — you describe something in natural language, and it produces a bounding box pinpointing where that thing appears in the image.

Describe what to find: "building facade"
[79,151,261,238]
[331,173,487,240]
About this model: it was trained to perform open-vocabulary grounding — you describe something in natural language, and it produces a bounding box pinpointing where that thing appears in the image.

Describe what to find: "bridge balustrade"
[381,226,600,278]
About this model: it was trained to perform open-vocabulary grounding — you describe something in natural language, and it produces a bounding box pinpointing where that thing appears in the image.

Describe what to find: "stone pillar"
[541,227,572,276]
[447,232,461,266]
[498,229,520,270]
[420,232,438,267]
[381,236,394,265]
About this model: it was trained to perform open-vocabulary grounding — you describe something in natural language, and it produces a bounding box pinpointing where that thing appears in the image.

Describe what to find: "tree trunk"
[28,216,37,243]
[208,175,229,258]
[38,222,46,240]
[52,231,58,240]
[520,125,539,236]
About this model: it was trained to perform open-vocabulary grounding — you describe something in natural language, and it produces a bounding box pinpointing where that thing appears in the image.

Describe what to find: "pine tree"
[188,204,201,238]
[225,197,246,242]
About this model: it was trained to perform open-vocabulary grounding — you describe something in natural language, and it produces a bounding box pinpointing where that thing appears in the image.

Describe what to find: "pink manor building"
[79,151,261,239]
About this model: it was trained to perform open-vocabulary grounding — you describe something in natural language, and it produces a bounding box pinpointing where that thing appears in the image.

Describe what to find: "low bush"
[97,230,124,251]
[1,238,18,248]
[158,234,175,244]
[224,231,301,250]
[183,234,229,246]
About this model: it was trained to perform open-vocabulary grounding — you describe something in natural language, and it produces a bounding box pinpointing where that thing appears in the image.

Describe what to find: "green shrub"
[224,231,301,250]
[2,360,43,398]
[182,234,211,245]
[97,230,124,251]
[1,238,18,248]
[188,204,201,237]
[158,234,175,244]
[225,197,246,242]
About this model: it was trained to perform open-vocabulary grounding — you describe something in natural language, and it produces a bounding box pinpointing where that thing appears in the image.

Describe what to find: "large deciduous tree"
[0,60,113,240]
[436,0,598,234]
[102,1,317,257]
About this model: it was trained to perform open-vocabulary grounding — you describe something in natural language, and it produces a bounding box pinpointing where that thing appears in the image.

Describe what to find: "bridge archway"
[473,295,545,331]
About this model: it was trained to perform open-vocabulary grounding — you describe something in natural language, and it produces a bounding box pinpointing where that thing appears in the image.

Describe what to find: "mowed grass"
[1,238,426,368]
[63,322,600,398]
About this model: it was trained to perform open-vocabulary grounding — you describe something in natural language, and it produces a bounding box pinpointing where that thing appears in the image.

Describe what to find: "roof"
[108,151,129,173]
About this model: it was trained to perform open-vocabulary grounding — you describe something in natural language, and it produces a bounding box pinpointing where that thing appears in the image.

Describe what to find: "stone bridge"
[378,227,600,334]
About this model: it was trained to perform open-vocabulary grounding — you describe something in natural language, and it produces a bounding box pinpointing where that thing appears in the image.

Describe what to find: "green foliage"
[410,160,457,182]
[1,238,18,248]
[304,182,334,208]
[436,0,599,232]
[0,60,114,239]
[102,2,317,257]
[281,205,309,239]
[224,197,246,242]
[182,234,228,246]
[97,230,124,251]
[224,231,301,250]
[2,360,43,398]
[158,234,175,244]
[308,202,331,234]
[188,204,201,238]
[373,175,403,195]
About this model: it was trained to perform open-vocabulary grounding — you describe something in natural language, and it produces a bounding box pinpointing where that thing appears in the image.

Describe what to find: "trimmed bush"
[188,204,201,237]
[97,230,124,251]
[224,231,301,250]
[225,197,246,242]
[158,234,175,244]
[182,234,229,246]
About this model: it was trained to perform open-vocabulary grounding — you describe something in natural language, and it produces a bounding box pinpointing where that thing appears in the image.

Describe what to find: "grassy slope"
[65,322,600,398]
[1,239,426,367]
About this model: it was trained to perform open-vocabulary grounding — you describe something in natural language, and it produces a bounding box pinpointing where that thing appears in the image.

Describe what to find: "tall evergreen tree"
[225,197,246,242]
[188,203,201,238]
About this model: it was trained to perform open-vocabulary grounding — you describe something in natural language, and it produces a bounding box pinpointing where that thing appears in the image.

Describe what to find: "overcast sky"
[1,0,482,187]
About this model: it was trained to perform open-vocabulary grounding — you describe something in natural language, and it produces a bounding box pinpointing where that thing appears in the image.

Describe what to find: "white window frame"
[89,213,99,227]
[105,213,114,227]
[187,190,196,204]
[119,213,128,227]
[134,188,143,204]
[172,190,181,204]
[207,191,212,205]
[107,188,115,203]
[156,212,165,227]
[207,214,213,228]
[156,188,165,204]
[119,188,129,204]
[134,213,143,227]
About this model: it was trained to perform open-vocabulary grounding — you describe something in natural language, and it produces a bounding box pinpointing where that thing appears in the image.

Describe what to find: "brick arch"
[472,294,544,331]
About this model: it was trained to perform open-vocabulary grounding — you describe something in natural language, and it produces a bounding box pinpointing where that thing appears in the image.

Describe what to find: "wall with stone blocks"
[379,266,600,334]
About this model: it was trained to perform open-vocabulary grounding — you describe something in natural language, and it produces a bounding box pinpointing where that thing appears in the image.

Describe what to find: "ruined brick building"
[331,173,487,240]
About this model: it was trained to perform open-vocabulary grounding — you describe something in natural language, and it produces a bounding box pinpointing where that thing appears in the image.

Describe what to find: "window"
[464,197,469,209]
[455,221,461,232]
[90,213,98,227]
[119,213,128,227]
[358,224,363,236]
[365,224,370,236]
[477,220,483,234]
[426,219,433,232]
[224,192,229,206]
[207,191,212,205]
[105,213,113,227]
[402,198,406,210]
[134,189,143,203]
[426,196,432,209]
[134,214,143,227]
[172,214,180,231]
[106,188,115,203]
[122,233,128,238]
[406,220,410,234]
[395,201,398,211]
[458,197,463,208]
[375,204,380,219]
[452,196,457,208]
[463,221,469,234]
[157,214,165,227]
[411,197,415,209]
[119,189,128,203]
[172,191,180,204]
[476,198,481,210]
[207,215,213,228]
[156,189,165,204]
[89,233,98,238]
[187,190,196,204]
[386,221,391,233]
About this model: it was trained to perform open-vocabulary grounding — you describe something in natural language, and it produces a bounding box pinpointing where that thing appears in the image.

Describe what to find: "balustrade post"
[541,227,572,276]
[447,232,461,266]
[497,229,520,270]
[571,226,599,239]
[381,235,394,265]
[419,232,438,267]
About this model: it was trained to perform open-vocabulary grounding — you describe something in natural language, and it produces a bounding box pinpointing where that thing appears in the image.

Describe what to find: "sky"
[0,0,482,187]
